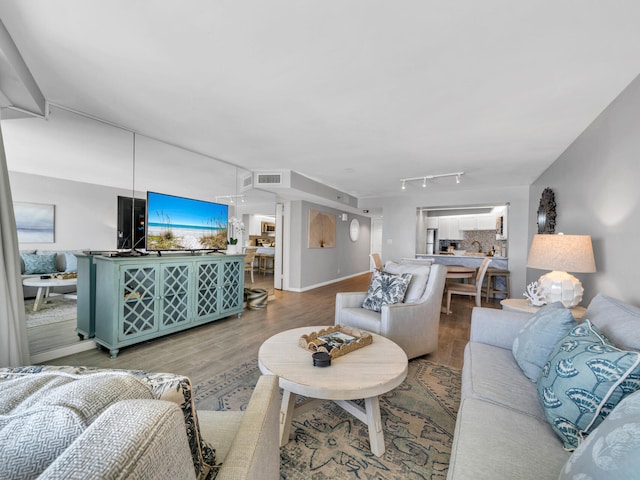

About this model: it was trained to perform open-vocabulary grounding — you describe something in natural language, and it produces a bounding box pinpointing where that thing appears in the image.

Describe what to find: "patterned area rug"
[24,296,77,327]
[194,358,461,479]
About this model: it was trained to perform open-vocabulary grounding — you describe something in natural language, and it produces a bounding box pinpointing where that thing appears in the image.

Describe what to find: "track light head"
[400,171,464,189]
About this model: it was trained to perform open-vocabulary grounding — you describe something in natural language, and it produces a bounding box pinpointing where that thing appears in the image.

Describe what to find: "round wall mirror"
[349,218,360,241]
[537,188,556,234]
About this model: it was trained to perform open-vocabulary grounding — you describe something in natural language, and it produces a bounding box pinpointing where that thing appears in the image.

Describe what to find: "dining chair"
[243,247,258,284]
[370,253,383,270]
[445,257,492,315]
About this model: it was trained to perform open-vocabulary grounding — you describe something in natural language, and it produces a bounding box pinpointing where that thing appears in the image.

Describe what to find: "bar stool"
[485,268,510,301]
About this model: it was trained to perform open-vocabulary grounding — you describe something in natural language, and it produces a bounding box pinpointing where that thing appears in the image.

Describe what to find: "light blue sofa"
[447,294,640,479]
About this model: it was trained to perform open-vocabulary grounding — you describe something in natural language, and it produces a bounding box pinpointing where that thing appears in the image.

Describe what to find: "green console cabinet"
[76,253,98,340]
[94,254,244,357]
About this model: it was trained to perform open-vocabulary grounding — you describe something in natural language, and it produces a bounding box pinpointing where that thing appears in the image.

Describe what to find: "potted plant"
[227,217,244,254]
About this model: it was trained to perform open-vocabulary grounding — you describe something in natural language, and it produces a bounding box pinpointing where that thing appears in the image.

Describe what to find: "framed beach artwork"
[308,209,335,248]
[14,202,55,243]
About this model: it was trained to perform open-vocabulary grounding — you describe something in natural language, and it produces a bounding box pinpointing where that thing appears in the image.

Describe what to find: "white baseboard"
[30,340,96,364]
[287,271,369,293]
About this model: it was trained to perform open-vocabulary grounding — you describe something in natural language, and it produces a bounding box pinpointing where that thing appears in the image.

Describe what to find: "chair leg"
[250,267,254,284]
[475,293,482,307]
[446,291,452,315]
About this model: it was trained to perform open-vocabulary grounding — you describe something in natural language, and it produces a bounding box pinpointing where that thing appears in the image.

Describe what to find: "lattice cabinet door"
[194,260,220,323]
[221,259,243,314]
[159,262,191,330]
[118,264,159,341]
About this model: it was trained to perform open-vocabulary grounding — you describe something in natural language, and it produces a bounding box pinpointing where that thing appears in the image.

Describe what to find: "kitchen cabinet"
[438,217,463,240]
[478,214,497,230]
[426,216,439,229]
[457,215,476,231]
[458,213,496,231]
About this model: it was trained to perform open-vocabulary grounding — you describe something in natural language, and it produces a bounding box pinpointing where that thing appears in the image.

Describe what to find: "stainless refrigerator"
[426,229,437,254]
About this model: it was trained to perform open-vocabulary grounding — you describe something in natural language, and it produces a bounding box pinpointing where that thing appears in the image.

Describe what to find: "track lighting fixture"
[399,172,464,190]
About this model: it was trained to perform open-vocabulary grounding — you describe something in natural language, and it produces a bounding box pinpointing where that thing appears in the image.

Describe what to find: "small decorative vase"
[227,244,239,254]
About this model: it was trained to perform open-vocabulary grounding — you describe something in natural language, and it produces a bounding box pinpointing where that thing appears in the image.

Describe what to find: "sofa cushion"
[21,252,58,274]
[512,302,577,382]
[447,397,570,480]
[585,293,640,351]
[463,342,545,420]
[362,270,412,312]
[537,320,640,450]
[19,249,36,274]
[63,252,78,272]
[559,389,640,480]
[383,261,430,303]
[0,372,154,479]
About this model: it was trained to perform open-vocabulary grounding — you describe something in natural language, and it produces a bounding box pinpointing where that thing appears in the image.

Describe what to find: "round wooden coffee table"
[22,277,78,312]
[258,326,408,457]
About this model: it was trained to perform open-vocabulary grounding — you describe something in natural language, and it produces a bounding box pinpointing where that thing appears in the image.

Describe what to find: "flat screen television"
[145,191,229,251]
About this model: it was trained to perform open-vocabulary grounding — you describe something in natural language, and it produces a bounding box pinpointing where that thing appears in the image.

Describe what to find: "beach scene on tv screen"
[146,192,228,250]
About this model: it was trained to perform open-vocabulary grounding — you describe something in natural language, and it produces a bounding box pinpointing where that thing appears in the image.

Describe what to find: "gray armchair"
[335,263,447,359]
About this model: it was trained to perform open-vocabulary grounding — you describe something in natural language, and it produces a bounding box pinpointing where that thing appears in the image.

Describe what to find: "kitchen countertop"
[421,253,508,259]
[416,254,508,271]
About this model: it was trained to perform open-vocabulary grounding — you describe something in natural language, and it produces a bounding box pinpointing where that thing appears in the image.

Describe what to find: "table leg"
[334,396,386,457]
[33,287,46,312]
[279,389,297,447]
[364,396,385,457]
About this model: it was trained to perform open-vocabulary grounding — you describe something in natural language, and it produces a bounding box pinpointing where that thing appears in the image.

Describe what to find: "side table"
[500,298,586,320]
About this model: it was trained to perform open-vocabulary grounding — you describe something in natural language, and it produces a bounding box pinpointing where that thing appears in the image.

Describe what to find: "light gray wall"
[530,74,640,306]
[361,185,530,297]
[10,171,136,251]
[287,200,371,291]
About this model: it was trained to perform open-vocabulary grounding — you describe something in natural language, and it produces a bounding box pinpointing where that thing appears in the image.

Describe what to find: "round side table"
[500,298,586,320]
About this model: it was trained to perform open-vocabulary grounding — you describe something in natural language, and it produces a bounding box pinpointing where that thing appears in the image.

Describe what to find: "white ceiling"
[1,1,640,199]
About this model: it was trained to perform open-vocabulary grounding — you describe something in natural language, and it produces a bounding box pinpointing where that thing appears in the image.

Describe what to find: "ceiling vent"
[256,173,283,185]
[253,171,291,188]
[240,174,253,192]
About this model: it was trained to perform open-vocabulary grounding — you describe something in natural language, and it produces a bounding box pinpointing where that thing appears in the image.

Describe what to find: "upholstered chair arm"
[335,292,368,323]
[40,399,197,480]
[470,307,533,349]
[379,264,447,359]
[216,375,280,480]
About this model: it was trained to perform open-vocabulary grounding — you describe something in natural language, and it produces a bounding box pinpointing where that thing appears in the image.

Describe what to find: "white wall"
[10,171,136,251]
[362,185,530,297]
[530,74,640,306]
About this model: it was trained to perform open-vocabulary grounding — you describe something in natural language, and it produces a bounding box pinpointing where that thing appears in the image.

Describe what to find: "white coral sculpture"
[523,281,546,306]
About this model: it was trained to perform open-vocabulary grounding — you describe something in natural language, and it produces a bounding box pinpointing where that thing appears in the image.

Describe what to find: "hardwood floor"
[47,272,501,383]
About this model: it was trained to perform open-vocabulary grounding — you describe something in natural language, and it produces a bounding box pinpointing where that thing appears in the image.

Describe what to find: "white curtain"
[0,115,30,366]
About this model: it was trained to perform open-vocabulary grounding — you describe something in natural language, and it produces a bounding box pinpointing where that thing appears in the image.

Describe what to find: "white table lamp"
[526,234,596,308]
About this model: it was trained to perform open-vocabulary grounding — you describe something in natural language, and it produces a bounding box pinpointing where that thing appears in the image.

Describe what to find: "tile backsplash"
[460,230,499,253]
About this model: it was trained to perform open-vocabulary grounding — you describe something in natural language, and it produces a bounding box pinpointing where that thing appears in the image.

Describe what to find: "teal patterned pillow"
[21,253,57,274]
[560,389,640,479]
[362,270,412,313]
[537,320,640,451]
[512,302,577,382]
